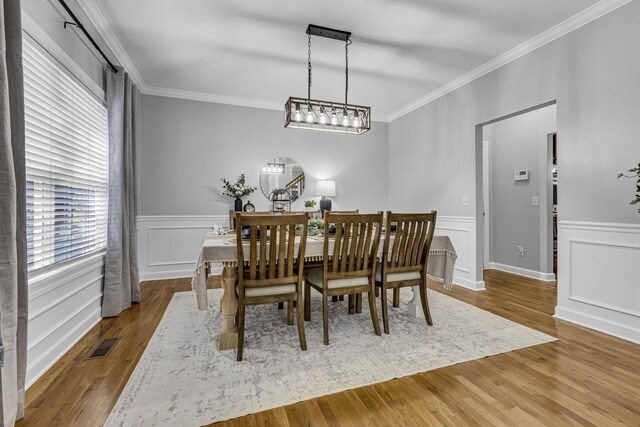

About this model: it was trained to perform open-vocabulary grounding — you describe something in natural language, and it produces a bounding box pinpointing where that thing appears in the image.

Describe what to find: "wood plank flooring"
[17,270,640,426]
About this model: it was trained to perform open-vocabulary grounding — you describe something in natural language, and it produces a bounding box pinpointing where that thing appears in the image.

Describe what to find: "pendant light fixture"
[284,25,371,135]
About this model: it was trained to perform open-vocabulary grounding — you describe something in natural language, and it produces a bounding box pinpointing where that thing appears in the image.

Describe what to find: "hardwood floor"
[18,270,640,426]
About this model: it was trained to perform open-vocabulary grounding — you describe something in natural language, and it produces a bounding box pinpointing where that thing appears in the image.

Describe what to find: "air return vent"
[86,337,120,360]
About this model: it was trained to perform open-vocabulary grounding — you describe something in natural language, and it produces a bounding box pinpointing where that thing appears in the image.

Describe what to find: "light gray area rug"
[106,288,556,426]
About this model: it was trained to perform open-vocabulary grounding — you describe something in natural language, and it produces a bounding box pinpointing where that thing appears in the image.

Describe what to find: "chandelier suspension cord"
[308,33,312,100]
[345,38,352,105]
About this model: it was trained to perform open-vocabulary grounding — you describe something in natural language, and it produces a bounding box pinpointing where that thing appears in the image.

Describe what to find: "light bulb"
[353,111,360,128]
[319,107,328,124]
[342,112,350,127]
[330,109,339,125]
[294,103,302,122]
[306,110,314,123]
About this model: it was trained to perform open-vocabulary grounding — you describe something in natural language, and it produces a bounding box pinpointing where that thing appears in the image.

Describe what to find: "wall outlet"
[532,196,539,207]
[517,245,525,257]
[462,195,469,206]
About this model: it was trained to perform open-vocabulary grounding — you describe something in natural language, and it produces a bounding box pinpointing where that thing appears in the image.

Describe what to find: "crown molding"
[77,0,631,122]
[76,0,147,90]
[386,0,633,122]
[142,86,284,111]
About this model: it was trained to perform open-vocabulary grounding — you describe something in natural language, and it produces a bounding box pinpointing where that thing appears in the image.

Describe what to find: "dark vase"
[234,198,243,212]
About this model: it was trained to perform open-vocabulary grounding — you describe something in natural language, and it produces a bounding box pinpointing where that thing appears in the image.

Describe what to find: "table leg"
[219,265,239,350]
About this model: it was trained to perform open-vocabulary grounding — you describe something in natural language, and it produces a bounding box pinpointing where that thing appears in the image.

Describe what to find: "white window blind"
[23,39,109,273]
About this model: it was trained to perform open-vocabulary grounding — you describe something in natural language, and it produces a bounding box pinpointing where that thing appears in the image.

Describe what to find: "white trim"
[75,0,144,89]
[77,1,632,121]
[140,269,198,282]
[554,306,640,345]
[29,275,104,321]
[386,0,633,121]
[21,12,105,101]
[26,309,102,389]
[488,262,556,282]
[453,277,486,292]
[28,253,104,300]
[436,216,476,223]
[144,86,284,112]
[137,215,227,222]
[558,220,640,233]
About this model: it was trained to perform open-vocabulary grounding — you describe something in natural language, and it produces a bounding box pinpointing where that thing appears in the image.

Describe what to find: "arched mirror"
[259,157,305,202]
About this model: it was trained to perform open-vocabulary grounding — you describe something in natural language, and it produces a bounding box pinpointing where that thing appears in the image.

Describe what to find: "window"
[23,39,109,273]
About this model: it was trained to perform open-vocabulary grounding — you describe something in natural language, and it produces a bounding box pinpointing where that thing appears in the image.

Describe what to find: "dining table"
[191,232,457,350]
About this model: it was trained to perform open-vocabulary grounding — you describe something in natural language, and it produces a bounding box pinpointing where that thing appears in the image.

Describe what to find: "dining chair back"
[304,212,383,345]
[377,211,437,333]
[229,210,273,231]
[235,212,308,361]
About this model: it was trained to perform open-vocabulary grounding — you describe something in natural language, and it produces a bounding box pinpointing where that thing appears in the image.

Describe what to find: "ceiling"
[86,0,605,121]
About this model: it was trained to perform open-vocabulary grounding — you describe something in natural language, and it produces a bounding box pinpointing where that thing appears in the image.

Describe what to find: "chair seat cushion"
[304,268,370,289]
[375,264,421,282]
[237,284,296,297]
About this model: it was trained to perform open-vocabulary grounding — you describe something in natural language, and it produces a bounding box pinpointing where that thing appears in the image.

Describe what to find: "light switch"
[532,196,539,207]
[462,195,469,206]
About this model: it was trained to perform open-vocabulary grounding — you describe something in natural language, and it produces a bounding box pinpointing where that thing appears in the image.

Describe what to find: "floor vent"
[86,337,120,360]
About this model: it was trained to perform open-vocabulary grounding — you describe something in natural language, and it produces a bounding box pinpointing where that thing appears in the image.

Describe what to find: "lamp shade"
[315,180,336,197]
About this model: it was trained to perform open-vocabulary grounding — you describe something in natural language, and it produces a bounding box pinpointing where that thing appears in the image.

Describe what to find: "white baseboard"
[453,276,486,291]
[554,306,640,345]
[555,220,640,344]
[488,262,556,282]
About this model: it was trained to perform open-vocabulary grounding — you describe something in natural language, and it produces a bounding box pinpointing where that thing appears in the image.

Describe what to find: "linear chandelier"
[284,25,371,135]
[262,162,285,174]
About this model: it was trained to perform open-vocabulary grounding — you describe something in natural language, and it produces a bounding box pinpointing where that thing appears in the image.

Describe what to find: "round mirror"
[259,157,305,201]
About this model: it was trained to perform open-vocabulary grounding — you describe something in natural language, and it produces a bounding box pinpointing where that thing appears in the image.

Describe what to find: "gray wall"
[486,105,556,272]
[22,0,113,90]
[140,96,389,215]
[388,1,640,225]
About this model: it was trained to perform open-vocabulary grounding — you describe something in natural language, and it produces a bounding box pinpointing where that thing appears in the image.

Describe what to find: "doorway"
[478,102,557,283]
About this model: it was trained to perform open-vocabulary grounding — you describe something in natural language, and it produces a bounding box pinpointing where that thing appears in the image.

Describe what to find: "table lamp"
[315,180,336,215]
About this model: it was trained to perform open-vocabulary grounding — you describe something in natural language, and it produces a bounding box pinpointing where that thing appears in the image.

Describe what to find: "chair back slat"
[236,213,309,286]
[383,211,437,275]
[323,212,383,288]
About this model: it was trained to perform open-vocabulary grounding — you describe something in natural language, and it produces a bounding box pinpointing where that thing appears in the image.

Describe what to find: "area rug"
[105,288,556,426]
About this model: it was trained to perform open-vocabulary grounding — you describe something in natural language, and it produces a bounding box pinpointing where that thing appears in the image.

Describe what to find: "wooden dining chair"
[235,212,309,361]
[304,212,383,345]
[375,211,437,334]
[229,210,272,231]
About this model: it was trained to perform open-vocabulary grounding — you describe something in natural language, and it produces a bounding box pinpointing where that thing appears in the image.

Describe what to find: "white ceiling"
[86,0,605,120]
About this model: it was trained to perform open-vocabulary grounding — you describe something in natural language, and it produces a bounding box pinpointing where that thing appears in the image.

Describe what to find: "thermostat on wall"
[514,169,529,181]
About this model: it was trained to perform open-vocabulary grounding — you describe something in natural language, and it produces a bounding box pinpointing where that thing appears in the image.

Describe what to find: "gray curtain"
[0,0,28,424]
[102,67,140,317]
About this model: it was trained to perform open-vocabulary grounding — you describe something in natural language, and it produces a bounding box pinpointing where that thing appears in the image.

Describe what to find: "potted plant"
[269,188,290,201]
[618,162,640,213]
[308,218,325,236]
[304,200,317,212]
[221,173,256,211]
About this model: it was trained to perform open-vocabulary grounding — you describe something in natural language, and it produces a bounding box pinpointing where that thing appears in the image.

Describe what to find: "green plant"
[269,188,290,200]
[221,174,256,199]
[304,200,317,208]
[618,162,640,213]
[308,218,324,229]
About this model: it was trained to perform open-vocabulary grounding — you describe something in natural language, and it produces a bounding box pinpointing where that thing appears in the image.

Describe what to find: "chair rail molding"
[555,220,640,344]
[137,215,229,281]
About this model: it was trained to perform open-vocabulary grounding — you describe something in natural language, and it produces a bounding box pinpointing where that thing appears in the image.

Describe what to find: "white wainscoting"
[137,215,228,281]
[435,216,485,291]
[487,262,556,282]
[27,252,104,388]
[555,221,640,344]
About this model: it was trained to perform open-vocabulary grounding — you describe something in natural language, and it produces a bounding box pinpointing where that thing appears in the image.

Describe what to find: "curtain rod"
[57,0,118,73]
